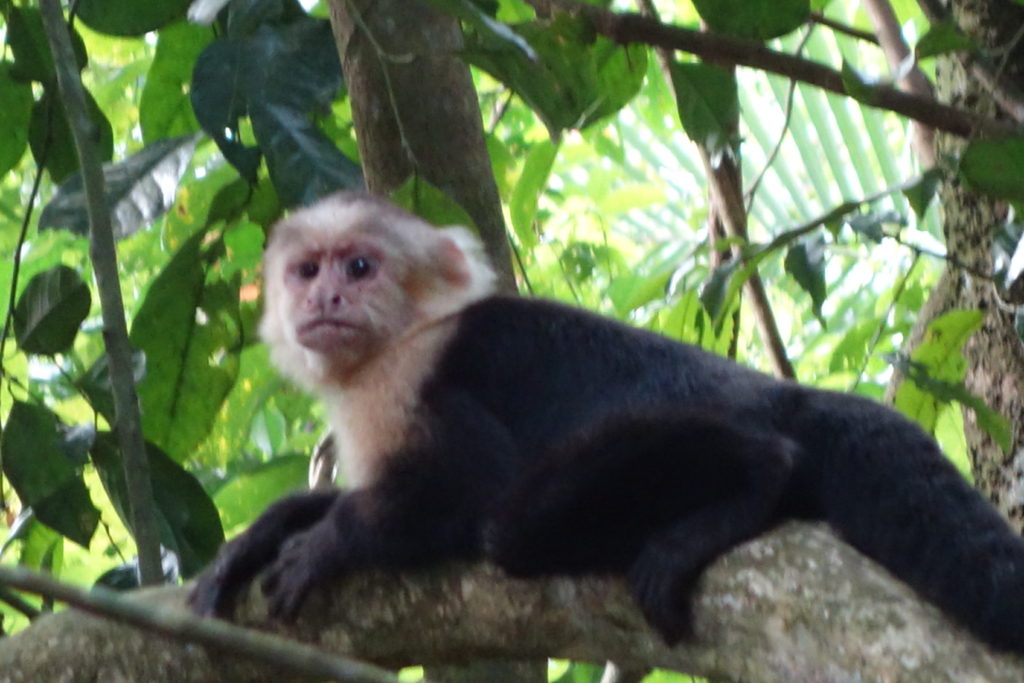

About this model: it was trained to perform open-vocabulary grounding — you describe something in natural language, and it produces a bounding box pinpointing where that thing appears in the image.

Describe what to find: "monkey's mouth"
[297,318,360,350]
[299,318,356,333]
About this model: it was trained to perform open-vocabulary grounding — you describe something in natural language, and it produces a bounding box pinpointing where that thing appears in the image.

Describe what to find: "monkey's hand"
[260,517,349,620]
[189,491,338,617]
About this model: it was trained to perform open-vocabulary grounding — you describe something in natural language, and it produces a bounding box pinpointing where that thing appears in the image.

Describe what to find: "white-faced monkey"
[190,191,1024,654]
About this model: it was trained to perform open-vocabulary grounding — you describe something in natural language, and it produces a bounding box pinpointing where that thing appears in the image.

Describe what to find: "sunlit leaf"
[39,134,200,237]
[130,230,242,461]
[510,139,558,248]
[140,23,213,143]
[392,178,476,228]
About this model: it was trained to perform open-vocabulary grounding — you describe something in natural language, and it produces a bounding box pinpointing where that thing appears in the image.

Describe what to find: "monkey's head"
[260,192,497,390]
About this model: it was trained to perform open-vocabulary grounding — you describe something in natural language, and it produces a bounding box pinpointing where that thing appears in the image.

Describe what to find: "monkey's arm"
[189,490,338,616]
[194,389,518,620]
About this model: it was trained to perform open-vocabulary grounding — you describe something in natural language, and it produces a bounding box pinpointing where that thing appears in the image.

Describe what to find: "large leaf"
[6,6,87,83]
[463,14,647,137]
[91,433,224,577]
[510,139,559,248]
[29,87,113,183]
[212,455,308,534]
[76,0,192,36]
[38,134,199,237]
[0,402,99,548]
[784,235,827,326]
[669,61,740,158]
[13,264,91,355]
[191,17,362,203]
[139,23,213,143]
[693,0,809,41]
[893,310,1010,452]
[391,178,476,228]
[960,137,1024,202]
[130,230,242,460]
[0,63,33,177]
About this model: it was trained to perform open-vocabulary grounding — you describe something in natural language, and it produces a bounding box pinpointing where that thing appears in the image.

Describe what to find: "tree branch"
[37,0,163,584]
[2,524,1022,682]
[524,0,1018,138]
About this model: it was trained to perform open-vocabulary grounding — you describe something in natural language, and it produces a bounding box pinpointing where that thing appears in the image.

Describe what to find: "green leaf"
[0,63,33,177]
[915,22,975,60]
[131,230,242,460]
[222,221,267,280]
[960,137,1024,202]
[29,87,114,183]
[76,0,192,36]
[75,351,147,425]
[425,0,538,62]
[510,139,559,248]
[91,433,224,577]
[7,7,88,83]
[191,17,362,203]
[38,134,200,237]
[901,168,943,218]
[669,61,739,158]
[784,235,827,326]
[212,455,308,533]
[140,23,213,143]
[893,310,1010,452]
[463,14,647,136]
[391,178,476,228]
[693,0,810,40]
[699,259,739,325]
[13,265,91,356]
[840,61,879,105]
[1,402,99,548]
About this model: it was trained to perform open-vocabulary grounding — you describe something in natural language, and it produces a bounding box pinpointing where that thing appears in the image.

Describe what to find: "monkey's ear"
[434,236,472,286]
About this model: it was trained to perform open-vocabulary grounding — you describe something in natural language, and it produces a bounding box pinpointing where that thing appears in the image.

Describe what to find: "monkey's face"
[275,236,416,370]
[258,192,497,391]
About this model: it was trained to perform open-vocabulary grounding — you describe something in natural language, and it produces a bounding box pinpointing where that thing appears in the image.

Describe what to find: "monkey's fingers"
[261,529,337,620]
[189,543,257,617]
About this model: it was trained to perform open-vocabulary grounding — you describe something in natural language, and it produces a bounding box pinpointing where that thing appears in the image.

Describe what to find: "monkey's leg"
[189,490,339,616]
[486,412,795,642]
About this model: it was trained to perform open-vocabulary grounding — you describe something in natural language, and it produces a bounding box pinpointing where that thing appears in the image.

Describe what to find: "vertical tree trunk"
[326,0,515,291]
[928,0,1024,528]
[324,2,536,679]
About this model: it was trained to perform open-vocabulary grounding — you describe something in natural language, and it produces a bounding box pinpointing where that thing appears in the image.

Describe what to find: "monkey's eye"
[297,261,320,279]
[346,255,377,282]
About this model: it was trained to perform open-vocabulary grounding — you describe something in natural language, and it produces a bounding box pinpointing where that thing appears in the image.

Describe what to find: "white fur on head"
[259,192,498,395]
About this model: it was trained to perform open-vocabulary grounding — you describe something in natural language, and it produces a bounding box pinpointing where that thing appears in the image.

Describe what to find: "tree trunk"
[326,0,515,291]
[324,2,531,678]
[928,0,1024,528]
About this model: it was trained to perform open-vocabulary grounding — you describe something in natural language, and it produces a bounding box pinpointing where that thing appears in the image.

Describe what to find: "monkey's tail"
[807,396,1024,655]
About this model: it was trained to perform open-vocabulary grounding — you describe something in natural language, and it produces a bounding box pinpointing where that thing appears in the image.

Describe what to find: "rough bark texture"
[326,0,515,291]
[2,524,1023,683]
[930,0,1024,528]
